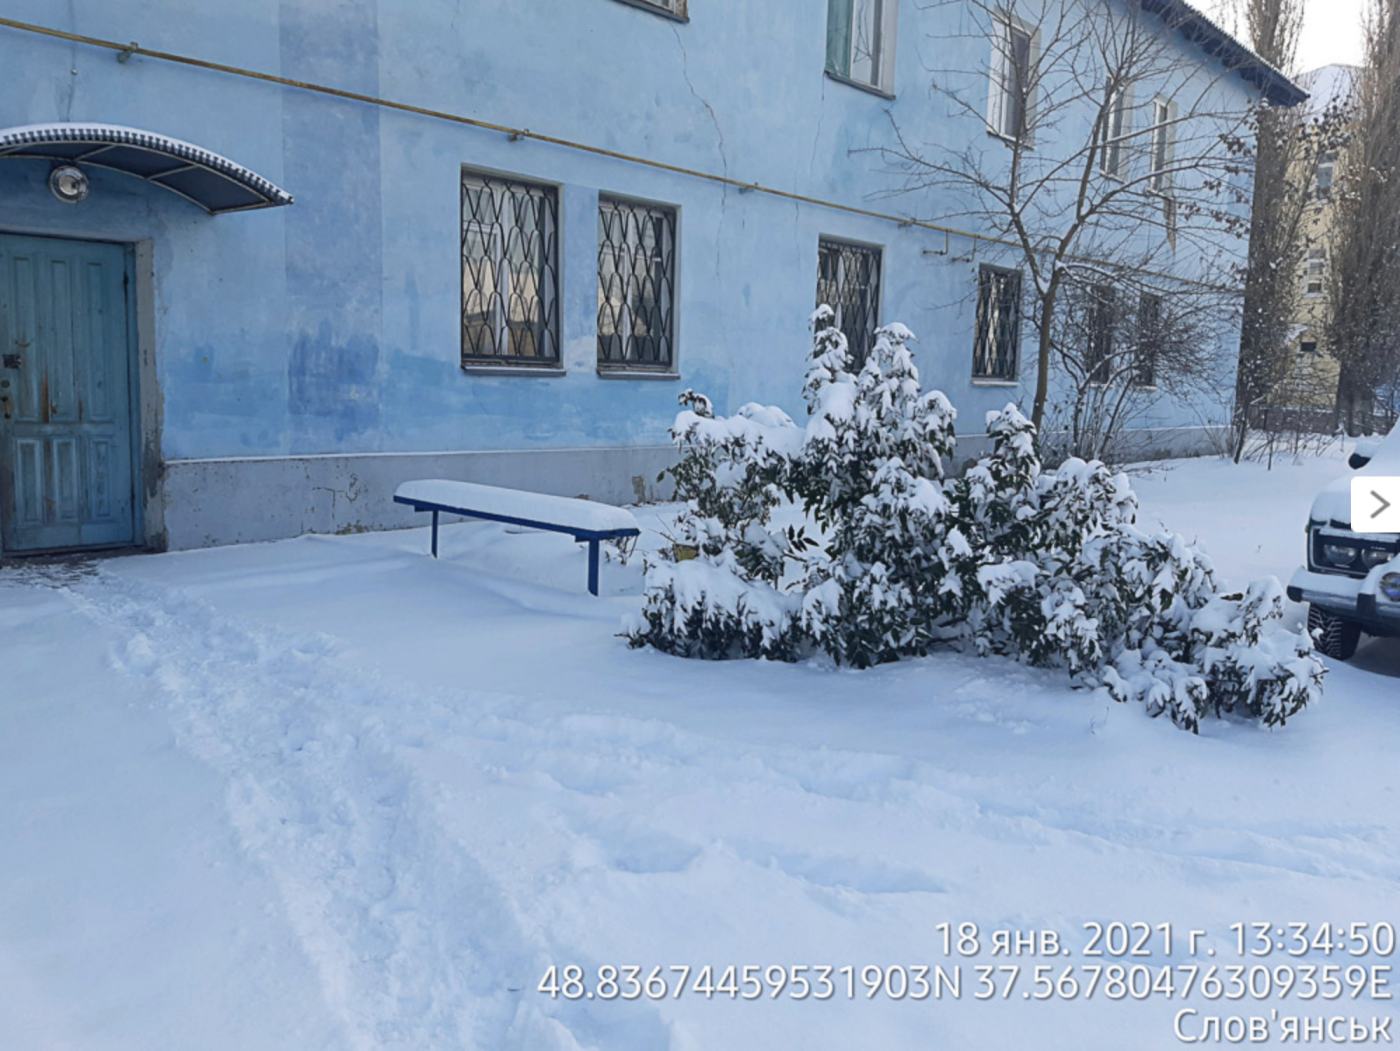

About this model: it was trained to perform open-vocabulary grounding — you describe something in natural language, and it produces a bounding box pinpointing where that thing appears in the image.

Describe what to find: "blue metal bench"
[393,479,641,596]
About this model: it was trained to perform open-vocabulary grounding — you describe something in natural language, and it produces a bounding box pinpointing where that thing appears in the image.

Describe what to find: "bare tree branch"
[867,0,1265,446]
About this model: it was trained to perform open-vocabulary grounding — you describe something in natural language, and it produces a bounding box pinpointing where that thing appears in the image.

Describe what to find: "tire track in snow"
[63,571,609,1051]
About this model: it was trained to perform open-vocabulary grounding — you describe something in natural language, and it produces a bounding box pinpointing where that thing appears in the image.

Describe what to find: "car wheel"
[1307,604,1362,660]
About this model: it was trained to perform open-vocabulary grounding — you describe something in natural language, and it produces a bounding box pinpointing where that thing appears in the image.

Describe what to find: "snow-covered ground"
[3,448,1397,1050]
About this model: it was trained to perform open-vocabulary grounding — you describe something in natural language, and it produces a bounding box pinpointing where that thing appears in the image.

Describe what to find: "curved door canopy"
[0,123,294,215]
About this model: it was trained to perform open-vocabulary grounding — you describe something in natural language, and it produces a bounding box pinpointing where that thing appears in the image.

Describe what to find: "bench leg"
[588,539,600,596]
[431,510,439,558]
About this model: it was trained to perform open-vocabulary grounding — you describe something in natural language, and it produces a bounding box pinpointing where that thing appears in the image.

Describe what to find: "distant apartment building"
[1280,64,1356,412]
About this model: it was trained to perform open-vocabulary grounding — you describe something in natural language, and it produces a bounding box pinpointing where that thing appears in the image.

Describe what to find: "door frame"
[0,230,160,557]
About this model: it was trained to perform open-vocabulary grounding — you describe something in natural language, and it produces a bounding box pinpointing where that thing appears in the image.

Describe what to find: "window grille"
[598,196,677,370]
[461,171,560,366]
[1136,292,1162,388]
[1085,283,1116,385]
[816,239,882,367]
[972,265,1021,380]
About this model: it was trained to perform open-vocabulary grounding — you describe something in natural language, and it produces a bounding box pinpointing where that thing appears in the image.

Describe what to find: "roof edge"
[1140,0,1309,107]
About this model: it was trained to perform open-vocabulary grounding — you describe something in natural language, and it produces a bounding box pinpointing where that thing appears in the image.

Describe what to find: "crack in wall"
[810,75,827,177]
[60,0,79,121]
[671,23,733,386]
[671,24,727,181]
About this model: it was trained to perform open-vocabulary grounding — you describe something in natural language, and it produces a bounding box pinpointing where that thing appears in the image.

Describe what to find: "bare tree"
[874,0,1271,437]
[1232,347,1348,466]
[1229,0,1332,460]
[1041,272,1233,460]
[1328,0,1400,435]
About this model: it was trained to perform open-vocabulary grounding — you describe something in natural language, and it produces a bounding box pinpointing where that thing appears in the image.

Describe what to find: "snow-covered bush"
[792,313,959,667]
[1105,577,1325,731]
[946,408,1323,728]
[629,387,805,660]
[633,558,804,662]
[628,314,1324,731]
[633,311,961,667]
[663,389,803,586]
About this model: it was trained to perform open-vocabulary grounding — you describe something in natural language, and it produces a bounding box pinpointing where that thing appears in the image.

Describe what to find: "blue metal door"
[0,234,137,554]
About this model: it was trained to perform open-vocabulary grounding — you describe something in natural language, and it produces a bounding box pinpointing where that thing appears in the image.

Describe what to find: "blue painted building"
[0,1,1301,554]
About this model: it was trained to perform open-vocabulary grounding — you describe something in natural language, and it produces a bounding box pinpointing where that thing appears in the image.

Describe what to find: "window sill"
[824,69,895,101]
[610,0,687,22]
[462,363,566,377]
[987,127,1034,150]
[597,368,681,381]
[971,377,1020,387]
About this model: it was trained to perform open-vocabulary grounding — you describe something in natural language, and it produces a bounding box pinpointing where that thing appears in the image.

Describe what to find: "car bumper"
[1288,567,1400,636]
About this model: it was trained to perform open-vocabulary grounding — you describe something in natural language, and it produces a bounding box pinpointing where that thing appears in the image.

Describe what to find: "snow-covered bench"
[393,479,641,596]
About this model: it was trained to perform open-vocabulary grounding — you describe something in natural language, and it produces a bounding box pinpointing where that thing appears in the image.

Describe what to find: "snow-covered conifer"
[631,316,1324,731]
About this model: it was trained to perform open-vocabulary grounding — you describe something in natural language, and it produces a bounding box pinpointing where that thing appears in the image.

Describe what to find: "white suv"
[1287,432,1400,659]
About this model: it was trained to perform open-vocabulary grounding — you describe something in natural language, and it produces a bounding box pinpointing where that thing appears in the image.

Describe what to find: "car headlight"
[1362,547,1396,569]
[1381,573,1400,602]
[1322,543,1360,567]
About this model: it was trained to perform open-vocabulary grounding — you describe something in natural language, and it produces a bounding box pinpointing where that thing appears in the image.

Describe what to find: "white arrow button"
[1352,477,1400,532]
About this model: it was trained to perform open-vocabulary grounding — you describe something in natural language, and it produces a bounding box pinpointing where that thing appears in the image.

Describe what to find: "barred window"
[972,265,1021,380]
[461,171,560,367]
[816,239,882,366]
[1085,283,1116,385]
[1136,292,1162,388]
[598,196,677,370]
